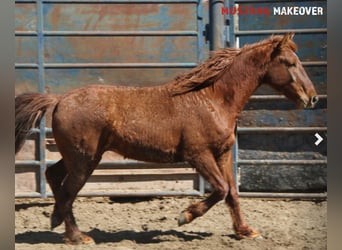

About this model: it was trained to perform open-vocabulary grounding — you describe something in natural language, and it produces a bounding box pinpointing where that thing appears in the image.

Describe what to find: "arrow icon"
[314,133,323,146]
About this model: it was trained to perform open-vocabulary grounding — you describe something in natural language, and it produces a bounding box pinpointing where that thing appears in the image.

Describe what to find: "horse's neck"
[212,58,264,115]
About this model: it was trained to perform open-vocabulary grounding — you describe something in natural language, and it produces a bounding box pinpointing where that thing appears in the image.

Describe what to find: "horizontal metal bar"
[43,30,198,36]
[15,0,36,3]
[235,0,325,3]
[44,62,198,68]
[97,161,192,169]
[15,63,39,69]
[16,0,199,3]
[15,62,198,69]
[237,127,327,133]
[26,128,52,135]
[15,160,41,166]
[16,191,326,199]
[235,28,327,36]
[15,192,43,198]
[15,31,37,36]
[239,192,327,199]
[15,189,203,198]
[16,158,327,169]
[30,125,328,136]
[238,159,327,165]
[15,62,326,70]
[77,190,204,197]
[15,160,193,169]
[15,30,198,37]
[302,61,327,66]
[249,94,327,100]
[45,0,198,3]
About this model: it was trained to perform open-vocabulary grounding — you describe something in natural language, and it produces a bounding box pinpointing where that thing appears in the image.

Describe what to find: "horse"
[15,34,318,244]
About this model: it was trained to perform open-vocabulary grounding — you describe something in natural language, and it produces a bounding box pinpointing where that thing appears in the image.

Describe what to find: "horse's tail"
[15,93,61,154]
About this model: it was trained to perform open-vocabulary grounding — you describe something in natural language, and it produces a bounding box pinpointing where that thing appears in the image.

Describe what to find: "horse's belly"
[107,127,183,163]
[111,143,182,163]
[105,108,183,162]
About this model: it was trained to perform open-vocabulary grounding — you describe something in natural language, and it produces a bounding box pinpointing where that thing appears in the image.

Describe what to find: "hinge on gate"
[204,23,231,49]
[203,24,210,44]
[45,138,57,152]
[46,138,55,145]
[237,167,241,187]
[224,15,232,48]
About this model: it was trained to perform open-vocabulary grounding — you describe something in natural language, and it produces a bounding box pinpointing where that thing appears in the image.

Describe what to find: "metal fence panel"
[15,0,327,198]
[226,0,327,195]
[15,0,206,198]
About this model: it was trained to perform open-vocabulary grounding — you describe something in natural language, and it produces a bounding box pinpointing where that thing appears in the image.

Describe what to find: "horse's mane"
[169,35,297,96]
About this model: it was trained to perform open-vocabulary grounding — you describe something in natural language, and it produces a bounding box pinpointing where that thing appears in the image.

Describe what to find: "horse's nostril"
[311,96,319,105]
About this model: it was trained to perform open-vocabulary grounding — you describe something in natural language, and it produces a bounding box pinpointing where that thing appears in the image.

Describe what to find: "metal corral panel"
[15,0,207,198]
[15,0,205,94]
[226,0,327,194]
[15,0,327,198]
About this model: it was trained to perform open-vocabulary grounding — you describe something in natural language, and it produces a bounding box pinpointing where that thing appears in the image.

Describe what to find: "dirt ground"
[15,196,327,250]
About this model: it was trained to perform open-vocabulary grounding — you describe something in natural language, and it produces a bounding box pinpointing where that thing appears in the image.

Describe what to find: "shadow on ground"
[15,228,213,244]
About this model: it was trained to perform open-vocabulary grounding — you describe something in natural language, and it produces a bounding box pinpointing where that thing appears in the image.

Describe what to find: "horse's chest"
[211,127,236,153]
[204,117,236,153]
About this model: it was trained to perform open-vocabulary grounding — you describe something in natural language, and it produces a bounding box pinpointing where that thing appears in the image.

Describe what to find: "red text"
[222,6,271,16]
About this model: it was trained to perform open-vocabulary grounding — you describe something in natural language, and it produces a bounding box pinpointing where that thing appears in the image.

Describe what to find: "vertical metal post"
[209,0,225,51]
[37,0,47,198]
[233,134,239,193]
[197,0,205,195]
[197,0,204,63]
[224,0,236,48]
[227,0,238,191]
[209,0,239,191]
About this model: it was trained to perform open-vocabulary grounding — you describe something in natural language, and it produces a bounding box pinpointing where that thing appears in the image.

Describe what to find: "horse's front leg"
[178,150,229,226]
[218,150,260,239]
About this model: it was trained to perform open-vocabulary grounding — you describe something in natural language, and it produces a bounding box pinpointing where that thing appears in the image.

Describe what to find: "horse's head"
[263,33,318,108]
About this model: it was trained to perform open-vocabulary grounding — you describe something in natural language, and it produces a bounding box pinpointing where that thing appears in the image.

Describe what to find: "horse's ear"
[288,32,295,40]
[279,33,295,49]
[271,33,295,58]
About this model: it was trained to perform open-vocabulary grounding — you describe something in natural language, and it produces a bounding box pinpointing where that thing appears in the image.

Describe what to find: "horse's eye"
[279,57,296,67]
[284,61,296,67]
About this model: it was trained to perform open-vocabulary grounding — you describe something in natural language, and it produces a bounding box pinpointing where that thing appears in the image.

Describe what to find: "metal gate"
[15,0,206,197]
[15,0,327,198]
[225,0,327,198]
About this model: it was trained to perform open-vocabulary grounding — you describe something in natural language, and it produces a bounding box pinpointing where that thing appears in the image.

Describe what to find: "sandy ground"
[15,196,327,250]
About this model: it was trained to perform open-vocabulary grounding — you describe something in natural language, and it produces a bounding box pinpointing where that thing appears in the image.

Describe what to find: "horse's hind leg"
[55,155,100,244]
[219,150,260,239]
[178,151,229,225]
[45,159,67,229]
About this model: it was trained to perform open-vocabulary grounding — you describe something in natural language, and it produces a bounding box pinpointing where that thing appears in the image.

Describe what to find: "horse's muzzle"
[299,95,319,109]
[309,95,319,108]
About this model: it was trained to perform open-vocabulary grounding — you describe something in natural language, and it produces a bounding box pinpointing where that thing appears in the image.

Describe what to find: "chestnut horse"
[15,34,318,244]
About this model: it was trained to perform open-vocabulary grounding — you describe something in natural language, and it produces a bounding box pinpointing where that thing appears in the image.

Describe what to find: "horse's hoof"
[254,234,264,240]
[235,227,261,240]
[63,233,95,245]
[248,230,262,239]
[178,211,191,226]
[50,213,63,230]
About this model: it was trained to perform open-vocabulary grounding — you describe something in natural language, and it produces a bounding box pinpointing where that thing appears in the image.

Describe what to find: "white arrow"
[314,133,323,146]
